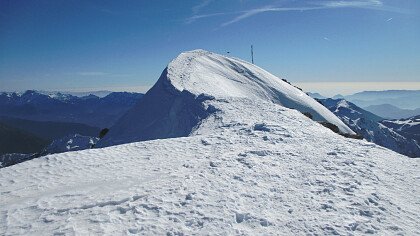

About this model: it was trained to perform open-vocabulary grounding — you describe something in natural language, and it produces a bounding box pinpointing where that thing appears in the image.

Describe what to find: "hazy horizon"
[2,81,420,98]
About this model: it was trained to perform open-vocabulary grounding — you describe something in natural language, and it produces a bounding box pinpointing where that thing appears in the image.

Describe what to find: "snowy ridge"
[168,50,353,133]
[99,50,353,147]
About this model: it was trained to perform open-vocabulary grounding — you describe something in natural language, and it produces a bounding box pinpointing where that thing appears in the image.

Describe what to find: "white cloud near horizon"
[186,0,408,27]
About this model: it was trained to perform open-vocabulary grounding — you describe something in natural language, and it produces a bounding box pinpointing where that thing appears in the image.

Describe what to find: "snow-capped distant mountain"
[0,91,143,127]
[42,134,98,155]
[99,50,353,147]
[319,98,420,158]
[1,50,419,235]
[382,115,420,144]
[3,90,114,98]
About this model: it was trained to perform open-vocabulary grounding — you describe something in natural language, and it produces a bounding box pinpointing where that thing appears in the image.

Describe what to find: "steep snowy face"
[167,50,353,134]
[99,50,353,147]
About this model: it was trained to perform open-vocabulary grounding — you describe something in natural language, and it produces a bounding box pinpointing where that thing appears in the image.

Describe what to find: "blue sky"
[0,0,419,95]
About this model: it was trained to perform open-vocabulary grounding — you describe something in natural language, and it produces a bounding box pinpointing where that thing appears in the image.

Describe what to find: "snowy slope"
[1,98,419,235]
[319,98,420,157]
[99,50,353,147]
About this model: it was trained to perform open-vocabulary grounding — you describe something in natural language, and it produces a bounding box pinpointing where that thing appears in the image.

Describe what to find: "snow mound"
[99,50,353,147]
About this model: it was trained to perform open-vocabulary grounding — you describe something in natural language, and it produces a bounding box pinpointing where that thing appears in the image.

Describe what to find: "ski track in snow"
[1,98,419,235]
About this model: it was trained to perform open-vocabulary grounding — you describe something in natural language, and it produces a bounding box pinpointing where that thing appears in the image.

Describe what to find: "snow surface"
[1,97,419,235]
[1,50,419,235]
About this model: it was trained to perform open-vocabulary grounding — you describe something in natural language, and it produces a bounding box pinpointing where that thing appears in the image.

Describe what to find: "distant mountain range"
[344,90,420,109]
[309,90,420,119]
[0,90,143,159]
[363,104,420,119]
[0,90,143,128]
[318,98,420,158]
[8,90,115,98]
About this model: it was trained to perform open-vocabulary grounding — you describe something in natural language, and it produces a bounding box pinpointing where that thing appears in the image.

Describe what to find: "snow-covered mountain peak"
[99,50,353,147]
[166,50,352,135]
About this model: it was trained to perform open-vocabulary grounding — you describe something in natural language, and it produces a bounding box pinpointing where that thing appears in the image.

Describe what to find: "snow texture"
[1,50,419,235]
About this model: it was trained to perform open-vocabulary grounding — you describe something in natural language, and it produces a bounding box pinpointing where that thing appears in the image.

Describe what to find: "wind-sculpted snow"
[99,50,353,147]
[1,98,419,235]
[167,50,353,134]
